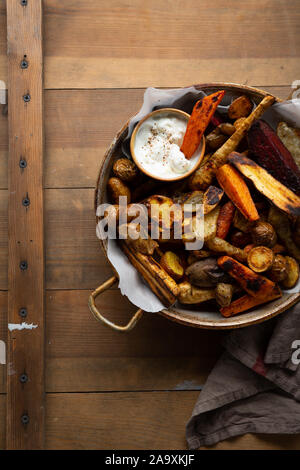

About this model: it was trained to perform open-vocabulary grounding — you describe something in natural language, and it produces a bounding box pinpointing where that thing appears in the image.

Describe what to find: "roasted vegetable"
[210,110,225,127]
[119,223,158,255]
[247,246,274,273]
[233,209,254,233]
[215,283,234,307]
[216,201,235,239]
[229,152,300,217]
[248,120,300,195]
[268,254,288,283]
[146,195,179,229]
[220,285,282,317]
[277,122,300,168]
[230,231,252,248]
[251,221,277,248]
[178,281,215,304]
[293,218,300,247]
[184,191,204,211]
[187,250,213,265]
[206,128,227,150]
[108,177,131,204]
[244,244,255,254]
[181,90,225,159]
[216,164,259,221]
[189,95,275,190]
[234,117,246,130]
[160,251,184,281]
[203,186,224,215]
[218,123,236,136]
[206,237,247,262]
[282,256,299,289]
[121,242,179,307]
[202,206,220,241]
[268,206,300,262]
[186,257,230,288]
[272,244,286,254]
[113,158,139,183]
[228,95,253,120]
[218,256,276,299]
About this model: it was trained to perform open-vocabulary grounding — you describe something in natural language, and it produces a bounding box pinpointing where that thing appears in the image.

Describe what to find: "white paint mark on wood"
[173,380,202,391]
[0,340,5,364]
[8,322,38,331]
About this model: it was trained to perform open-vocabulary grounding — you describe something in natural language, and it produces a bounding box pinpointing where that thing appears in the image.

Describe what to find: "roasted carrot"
[180,90,225,159]
[220,285,282,317]
[216,201,235,239]
[216,164,259,222]
[217,255,276,299]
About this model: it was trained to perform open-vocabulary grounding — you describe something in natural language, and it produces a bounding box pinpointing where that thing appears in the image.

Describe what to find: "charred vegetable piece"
[230,231,252,248]
[206,237,247,262]
[277,122,300,168]
[113,158,139,183]
[282,256,299,289]
[146,195,179,229]
[272,244,286,254]
[206,128,227,150]
[160,251,184,281]
[186,257,230,288]
[248,120,300,195]
[216,164,259,221]
[121,242,179,307]
[107,177,131,204]
[216,201,235,239]
[178,281,216,304]
[188,95,275,190]
[220,285,282,317]
[251,221,277,248]
[215,283,234,307]
[233,209,254,233]
[228,95,253,120]
[119,223,158,256]
[203,186,224,215]
[229,152,300,217]
[202,206,220,241]
[184,191,204,211]
[268,206,300,262]
[268,255,288,283]
[181,90,225,159]
[218,255,276,299]
[247,246,274,273]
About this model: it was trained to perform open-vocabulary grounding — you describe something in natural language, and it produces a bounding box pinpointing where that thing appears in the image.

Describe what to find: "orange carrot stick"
[216,201,235,239]
[216,164,259,222]
[181,90,225,159]
[217,255,276,299]
[220,286,282,317]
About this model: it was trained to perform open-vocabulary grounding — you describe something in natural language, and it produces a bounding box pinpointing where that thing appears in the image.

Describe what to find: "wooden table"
[0,0,299,449]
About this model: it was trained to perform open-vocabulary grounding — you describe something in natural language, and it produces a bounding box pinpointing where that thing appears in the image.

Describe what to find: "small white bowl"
[130,108,205,181]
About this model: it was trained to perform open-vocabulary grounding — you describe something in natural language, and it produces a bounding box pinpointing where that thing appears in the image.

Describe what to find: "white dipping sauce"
[134,113,198,180]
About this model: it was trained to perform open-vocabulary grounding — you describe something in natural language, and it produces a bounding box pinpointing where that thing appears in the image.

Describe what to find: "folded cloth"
[186,303,300,449]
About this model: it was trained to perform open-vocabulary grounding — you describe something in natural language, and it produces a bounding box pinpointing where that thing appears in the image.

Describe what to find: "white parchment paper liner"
[105,87,300,313]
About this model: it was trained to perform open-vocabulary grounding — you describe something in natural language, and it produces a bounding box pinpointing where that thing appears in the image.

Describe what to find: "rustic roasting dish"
[90,83,300,331]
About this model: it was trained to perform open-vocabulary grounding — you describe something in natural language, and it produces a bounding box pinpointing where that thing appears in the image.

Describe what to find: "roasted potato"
[203,186,224,215]
[113,158,139,183]
[107,177,131,204]
[228,95,253,120]
[160,251,184,281]
[146,195,180,229]
[206,128,227,150]
[215,283,234,307]
[230,230,252,248]
[218,123,236,136]
[178,281,216,304]
[268,206,300,262]
[119,223,159,256]
[186,257,230,288]
[184,191,204,211]
[282,256,299,289]
[202,206,220,241]
[247,246,274,273]
[268,254,288,282]
[251,221,277,248]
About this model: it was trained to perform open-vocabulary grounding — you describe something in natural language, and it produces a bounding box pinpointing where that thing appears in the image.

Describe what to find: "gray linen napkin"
[186,303,300,449]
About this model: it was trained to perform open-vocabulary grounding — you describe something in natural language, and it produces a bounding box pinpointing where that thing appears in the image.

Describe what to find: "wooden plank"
[0,394,5,450]
[45,391,197,449]
[1,1,300,88]
[45,289,223,392]
[6,0,44,449]
[0,291,7,394]
[37,0,300,88]
[0,190,7,290]
[44,392,300,450]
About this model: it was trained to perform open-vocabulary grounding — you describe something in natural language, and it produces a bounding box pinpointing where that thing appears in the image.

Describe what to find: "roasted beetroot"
[248,120,300,195]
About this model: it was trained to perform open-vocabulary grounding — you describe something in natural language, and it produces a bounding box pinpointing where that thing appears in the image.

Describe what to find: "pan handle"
[88,275,143,332]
